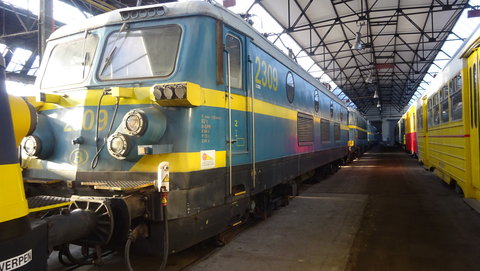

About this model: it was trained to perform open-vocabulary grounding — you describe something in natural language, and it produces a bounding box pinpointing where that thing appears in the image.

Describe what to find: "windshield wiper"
[99,23,129,77]
[81,30,90,79]
[99,46,118,76]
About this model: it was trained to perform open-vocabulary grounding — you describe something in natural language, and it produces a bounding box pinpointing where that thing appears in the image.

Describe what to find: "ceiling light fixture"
[373,89,379,99]
[365,72,373,84]
[376,100,381,108]
[351,21,365,50]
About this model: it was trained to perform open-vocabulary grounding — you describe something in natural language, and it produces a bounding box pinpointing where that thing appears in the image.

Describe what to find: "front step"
[80,180,154,191]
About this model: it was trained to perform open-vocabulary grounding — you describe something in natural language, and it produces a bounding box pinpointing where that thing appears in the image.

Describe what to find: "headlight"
[123,110,147,136]
[107,133,130,160]
[22,135,41,157]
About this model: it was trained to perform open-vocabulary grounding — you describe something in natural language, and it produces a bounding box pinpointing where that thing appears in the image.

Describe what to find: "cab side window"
[225,34,242,89]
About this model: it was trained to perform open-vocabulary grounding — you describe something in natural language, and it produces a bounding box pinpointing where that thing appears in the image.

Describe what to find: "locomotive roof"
[49,1,346,106]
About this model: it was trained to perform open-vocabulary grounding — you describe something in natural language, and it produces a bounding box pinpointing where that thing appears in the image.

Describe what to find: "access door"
[224,28,251,197]
[468,49,480,190]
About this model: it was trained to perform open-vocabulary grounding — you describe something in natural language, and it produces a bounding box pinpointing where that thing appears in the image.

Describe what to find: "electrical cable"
[90,90,107,168]
[91,93,120,169]
[159,205,168,271]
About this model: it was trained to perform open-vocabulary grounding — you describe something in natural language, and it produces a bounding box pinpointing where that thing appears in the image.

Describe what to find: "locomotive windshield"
[41,33,98,89]
[98,24,182,80]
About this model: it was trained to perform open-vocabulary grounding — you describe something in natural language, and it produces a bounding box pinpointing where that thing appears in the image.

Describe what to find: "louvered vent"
[321,119,330,143]
[334,122,341,141]
[297,113,314,146]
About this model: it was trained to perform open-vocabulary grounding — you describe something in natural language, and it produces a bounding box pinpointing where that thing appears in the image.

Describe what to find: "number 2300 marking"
[64,109,108,131]
[255,56,278,91]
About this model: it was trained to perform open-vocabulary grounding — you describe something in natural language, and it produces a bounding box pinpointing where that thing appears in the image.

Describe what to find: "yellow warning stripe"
[234,191,247,196]
[38,87,302,122]
[348,125,368,133]
[130,151,227,173]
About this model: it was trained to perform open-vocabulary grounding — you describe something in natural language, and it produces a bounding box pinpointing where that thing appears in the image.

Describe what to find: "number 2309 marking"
[64,109,109,131]
[255,56,278,91]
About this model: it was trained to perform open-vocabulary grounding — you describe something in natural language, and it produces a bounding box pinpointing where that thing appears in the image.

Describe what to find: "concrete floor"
[48,146,480,270]
[190,193,367,271]
[189,146,480,271]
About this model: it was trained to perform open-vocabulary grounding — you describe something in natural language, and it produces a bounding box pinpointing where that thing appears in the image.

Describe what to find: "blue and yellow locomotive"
[347,107,368,159]
[0,2,363,269]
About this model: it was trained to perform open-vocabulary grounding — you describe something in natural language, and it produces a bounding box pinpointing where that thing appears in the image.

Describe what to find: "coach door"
[224,29,251,197]
[468,49,480,190]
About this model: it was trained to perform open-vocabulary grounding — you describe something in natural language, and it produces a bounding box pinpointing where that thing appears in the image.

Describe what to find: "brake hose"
[91,90,120,169]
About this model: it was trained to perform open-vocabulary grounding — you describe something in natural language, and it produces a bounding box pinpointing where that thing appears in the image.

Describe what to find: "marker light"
[120,6,167,21]
[164,86,174,99]
[174,84,187,99]
[151,82,204,107]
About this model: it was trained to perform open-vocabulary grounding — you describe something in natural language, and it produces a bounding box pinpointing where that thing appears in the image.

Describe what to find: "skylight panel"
[27,55,40,76]
[5,48,32,73]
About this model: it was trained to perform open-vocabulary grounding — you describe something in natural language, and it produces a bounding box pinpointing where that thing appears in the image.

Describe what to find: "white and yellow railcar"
[418,26,480,198]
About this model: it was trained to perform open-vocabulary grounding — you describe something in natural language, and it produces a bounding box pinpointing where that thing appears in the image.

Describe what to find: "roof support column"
[38,0,53,61]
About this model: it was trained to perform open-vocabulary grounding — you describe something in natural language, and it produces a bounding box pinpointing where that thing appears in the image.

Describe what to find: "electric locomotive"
[1,1,354,269]
[347,107,368,159]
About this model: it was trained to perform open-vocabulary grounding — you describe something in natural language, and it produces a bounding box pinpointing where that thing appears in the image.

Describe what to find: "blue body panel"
[29,15,350,177]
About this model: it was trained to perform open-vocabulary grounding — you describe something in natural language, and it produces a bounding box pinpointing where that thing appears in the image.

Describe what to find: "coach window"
[286,72,295,103]
[314,89,320,112]
[417,107,423,129]
[225,34,242,89]
[433,93,440,125]
[427,99,433,127]
[330,100,334,118]
[440,84,449,123]
[451,74,462,121]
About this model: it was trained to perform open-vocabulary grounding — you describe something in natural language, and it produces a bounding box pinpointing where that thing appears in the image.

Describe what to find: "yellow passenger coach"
[417,26,480,198]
